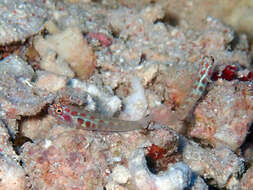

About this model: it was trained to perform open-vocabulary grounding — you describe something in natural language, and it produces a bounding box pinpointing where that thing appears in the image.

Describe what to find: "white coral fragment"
[129,148,192,190]
[0,154,26,190]
[120,77,148,120]
[111,165,131,184]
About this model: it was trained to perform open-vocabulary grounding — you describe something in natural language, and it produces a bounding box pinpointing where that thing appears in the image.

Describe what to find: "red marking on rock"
[63,114,72,122]
[85,121,91,128]
[147,144,167,160]
[240,71,253,81]
[87,32,112,47]
[71,111,78,116]
[211,65,253,82]
[239,76,249,81]
[65,108,70,112]
[211,70,220,81]
[221,65,237,81]
[248,72,253,80]
[77,118,84,125]
[99,119,104,123]
[80,113,86,117]
[90,115,95,120]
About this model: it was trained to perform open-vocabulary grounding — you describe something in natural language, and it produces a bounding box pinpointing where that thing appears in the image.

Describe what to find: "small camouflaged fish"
[49,56,215,131]
[163,56,216,124]
[48,104,149,132]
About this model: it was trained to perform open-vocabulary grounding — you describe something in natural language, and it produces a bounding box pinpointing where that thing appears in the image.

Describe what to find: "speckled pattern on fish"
[48,104,149,132]
[49,56,215,132]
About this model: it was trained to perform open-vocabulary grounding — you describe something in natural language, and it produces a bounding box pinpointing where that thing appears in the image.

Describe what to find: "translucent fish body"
[166,56,216,124]
[48,104,148,132]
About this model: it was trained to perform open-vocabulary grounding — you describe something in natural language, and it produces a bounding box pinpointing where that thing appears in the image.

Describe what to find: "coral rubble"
[0,0,252,189]
[0,0,48,45]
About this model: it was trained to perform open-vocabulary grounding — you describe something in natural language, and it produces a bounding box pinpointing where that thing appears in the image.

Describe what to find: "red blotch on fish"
[71,111,78,116]
[77,118,84,125]
[63,114,72,122]
[65,108,70,112]
[80,113,86,117]
[90,115,95,120]
[85,121,91,128]
[49,104,149,132]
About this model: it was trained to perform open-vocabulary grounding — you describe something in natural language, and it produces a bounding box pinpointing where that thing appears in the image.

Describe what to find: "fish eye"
[55,107,63,115]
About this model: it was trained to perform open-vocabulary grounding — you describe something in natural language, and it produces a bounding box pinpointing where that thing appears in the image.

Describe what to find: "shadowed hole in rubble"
[1,118,33,155]
[145,144,169,174]
[13,132,33,155]
[91,0,102,2]
[41,28,50,37]
[107,24,120,39]
[241,122,253,169]
[145,155,158,174]
[202,178,225,190]
[242,122,253,145]
[12,108,50,155]
[227,32,239,52]
[153,12,179,27]
[0,41,26,61]
[145,147,182,174]
[208,185,224,190]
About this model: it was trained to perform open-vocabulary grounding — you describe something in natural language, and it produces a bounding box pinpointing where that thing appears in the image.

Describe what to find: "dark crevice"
[145,155,158,174]
[241,122,253,167]
[13,132,33,155]
[40,28,50,38]
[0,41,26,61]
[154,12,179,27]
[91,0,102,3]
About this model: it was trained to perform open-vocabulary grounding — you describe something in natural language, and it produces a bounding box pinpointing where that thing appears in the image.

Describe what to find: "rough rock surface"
[0,0,48,45]
[181,138,244,188]
[0,55,54,117]
[190,81,253,150]
[0,1,252,189]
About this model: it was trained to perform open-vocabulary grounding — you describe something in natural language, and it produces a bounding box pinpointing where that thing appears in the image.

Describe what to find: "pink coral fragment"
[88,32,112,47]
